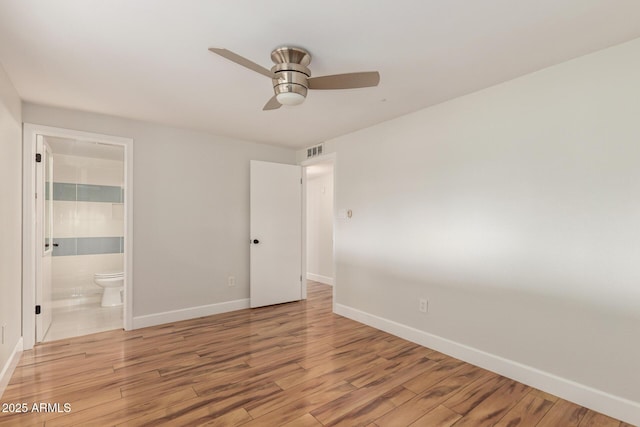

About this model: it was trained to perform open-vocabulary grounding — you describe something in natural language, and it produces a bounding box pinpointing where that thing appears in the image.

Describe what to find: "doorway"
[22,124,133,350]
[302,155,335,301]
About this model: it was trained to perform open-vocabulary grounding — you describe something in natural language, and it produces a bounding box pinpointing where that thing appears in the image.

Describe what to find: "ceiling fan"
[208,46,380,110]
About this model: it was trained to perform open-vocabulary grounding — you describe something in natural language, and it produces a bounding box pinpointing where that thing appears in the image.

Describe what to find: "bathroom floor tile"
[44,303,123,342]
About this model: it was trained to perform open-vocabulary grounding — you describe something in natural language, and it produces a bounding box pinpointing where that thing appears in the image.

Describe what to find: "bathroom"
[44,136,125,341]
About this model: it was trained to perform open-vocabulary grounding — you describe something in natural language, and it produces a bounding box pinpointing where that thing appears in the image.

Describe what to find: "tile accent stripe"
[52,238,77,257]
[53,182,123,203]
[53,237,124,256]
[53,183,77,201]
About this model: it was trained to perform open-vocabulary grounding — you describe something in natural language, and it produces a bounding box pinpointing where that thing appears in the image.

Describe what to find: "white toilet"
[94,271,124,307]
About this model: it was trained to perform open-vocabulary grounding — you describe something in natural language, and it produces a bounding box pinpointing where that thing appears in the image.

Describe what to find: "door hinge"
[35,305,41,315]
[300,178,302,184]
[300,275,302,282]
[35,153,42,163]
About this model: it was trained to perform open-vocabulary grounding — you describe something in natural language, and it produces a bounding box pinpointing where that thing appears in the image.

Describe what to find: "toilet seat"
[94,271,124,279]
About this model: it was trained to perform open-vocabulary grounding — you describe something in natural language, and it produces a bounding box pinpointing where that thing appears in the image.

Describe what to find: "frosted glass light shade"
[276,92,305,106]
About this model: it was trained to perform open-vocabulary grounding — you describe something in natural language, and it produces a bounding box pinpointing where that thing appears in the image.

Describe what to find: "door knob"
[253,239,260,244]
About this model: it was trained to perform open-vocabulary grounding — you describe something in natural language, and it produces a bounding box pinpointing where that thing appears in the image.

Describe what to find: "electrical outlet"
[227,276,236,287]
[419,299,428,313]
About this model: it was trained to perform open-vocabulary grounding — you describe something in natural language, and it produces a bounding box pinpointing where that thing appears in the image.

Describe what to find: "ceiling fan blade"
[307,71,380,90]
[263,95,282,111]
[208,48,275,79]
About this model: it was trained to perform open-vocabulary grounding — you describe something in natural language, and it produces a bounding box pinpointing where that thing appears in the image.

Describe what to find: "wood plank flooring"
[0,282,630,426]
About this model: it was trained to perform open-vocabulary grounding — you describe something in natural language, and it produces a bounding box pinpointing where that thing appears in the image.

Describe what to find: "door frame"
[22,124,134,349]
[300,153,336,306]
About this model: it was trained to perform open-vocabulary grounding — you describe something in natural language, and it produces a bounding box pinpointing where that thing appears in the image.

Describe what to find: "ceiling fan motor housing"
[270,47,311,99]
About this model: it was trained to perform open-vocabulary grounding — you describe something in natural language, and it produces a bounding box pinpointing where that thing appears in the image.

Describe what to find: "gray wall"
[0,65,22,386]
[329,37,640,408]
[22,103,296,317]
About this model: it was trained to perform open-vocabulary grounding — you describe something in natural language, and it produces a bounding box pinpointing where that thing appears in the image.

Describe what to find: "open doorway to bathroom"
[304,158,335,289]
[22,124,133,350]
[43,137,125,341]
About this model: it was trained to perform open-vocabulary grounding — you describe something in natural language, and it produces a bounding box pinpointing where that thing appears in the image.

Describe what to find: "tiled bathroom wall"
[52,153,124,305]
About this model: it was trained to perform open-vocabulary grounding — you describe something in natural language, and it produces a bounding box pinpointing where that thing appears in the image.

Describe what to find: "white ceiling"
[1,1,639,149]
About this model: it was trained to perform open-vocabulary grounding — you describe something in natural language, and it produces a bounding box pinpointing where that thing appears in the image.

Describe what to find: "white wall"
[329,37,640,422]
[22,103,296,321]
[306,170,334,284]
[0,65,22,392]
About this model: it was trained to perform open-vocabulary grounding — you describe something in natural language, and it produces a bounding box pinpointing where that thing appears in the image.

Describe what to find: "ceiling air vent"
[306,143,324,159]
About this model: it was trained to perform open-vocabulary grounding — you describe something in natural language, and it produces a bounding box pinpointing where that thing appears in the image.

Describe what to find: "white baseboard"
[0,337,23,399]
[306,273,334,286]
[132,299,250,329]
[335,303,640,426]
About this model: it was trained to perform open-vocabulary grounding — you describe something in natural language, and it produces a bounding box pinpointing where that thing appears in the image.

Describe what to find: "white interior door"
[36,135,53,342]
[250,160,302,308]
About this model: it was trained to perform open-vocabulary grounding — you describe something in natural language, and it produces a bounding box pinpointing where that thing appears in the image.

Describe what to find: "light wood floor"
[0,282,631,426]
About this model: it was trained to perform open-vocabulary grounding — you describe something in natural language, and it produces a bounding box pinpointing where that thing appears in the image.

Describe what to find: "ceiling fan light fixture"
[276,91,306,106]
[208,45,380,111]
[274,80,308,106]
